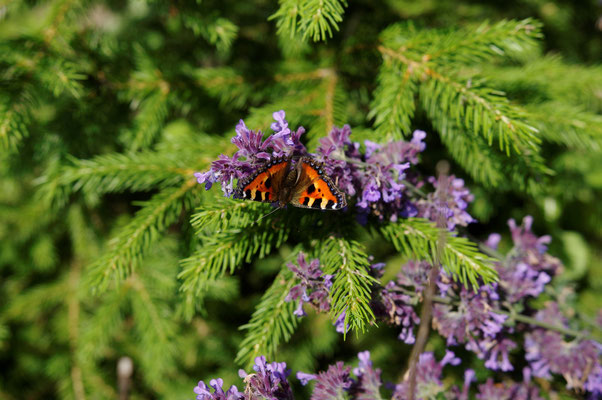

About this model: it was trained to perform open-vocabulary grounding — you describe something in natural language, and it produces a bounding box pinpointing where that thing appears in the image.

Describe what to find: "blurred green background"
[1,0,601,398]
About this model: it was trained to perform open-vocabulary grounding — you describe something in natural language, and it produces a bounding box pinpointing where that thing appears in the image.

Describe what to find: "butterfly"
[233,156,346,210]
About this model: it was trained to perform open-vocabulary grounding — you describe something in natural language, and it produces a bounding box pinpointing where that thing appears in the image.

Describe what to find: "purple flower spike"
[376,281,420,344]
[285,252,332,317]
[309,361,353,400]
[391,352,448,399]
[239,356,294,400]
[194,379,243,400]
[334,311,349,334]
[351,351,383,400]
[416,175,475,231]
[297,371,317,386]
[524,303,602,392]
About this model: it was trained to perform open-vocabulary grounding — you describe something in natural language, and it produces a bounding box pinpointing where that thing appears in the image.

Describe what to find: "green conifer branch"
[299,0,347,41]
[87,180,197,291]
[417,72,539,155]
[128,273,178,392]
[0,95,31,153]
[320,237,377,334]
[379,19,541,66]
[369,63,417,138]
[431,104,550,193]
[269,0,303,38]
[180,201,291,299]
[380,218,497,288]
[373,19,543,154]
[79,286,127,360]
[271,0,347,42]
[190,67,253,109]
[182,13,239,53]
[128,91,169,151]
[37,152,195,209]
[525,102,602,151]
[235,268,299,368]
[482,55,602,112]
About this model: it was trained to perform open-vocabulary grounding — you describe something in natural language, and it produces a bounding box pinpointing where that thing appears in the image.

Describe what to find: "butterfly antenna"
[254,206,281,224]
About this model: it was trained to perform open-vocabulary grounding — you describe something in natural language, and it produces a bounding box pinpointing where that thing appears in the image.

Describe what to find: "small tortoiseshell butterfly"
[233,156,346,210]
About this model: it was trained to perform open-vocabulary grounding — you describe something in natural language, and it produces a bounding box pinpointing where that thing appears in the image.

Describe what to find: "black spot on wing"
[244,189,251,198]
[252,191,262,201]
[311,199,321,209]
[302,197,310,206]
[265,178,271,189]
[326,200,335,209]
[306,184,315,194]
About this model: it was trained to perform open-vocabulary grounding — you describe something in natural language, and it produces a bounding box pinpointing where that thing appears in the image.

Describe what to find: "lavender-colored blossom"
[194,378,243,400]
[416,175,475,231]
[238,356,294,400]
[458,369,475,400]
[498,260,551,303]
[352,130,426,222]
[499,216,561,302]
[432,285,506,347]
[395,260,430,292]
[194,110,307,197]
[306,361,353,400]
[508,216,551,254]
[316,125,357,196]
[375,281,420,344]
[391,351,458,400]
[524,303,601,392]
[485,233,501,250]
[231,119,273,161]
[296,371,317,386]
[285,252,332,317]
[350,351,383,400]
[475,368,543,400]
[334,311,349,334]
[482,338,517,371]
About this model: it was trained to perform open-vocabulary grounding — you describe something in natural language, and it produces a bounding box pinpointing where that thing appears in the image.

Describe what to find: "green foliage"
[236,268,300,368]
[380,219,497,287]
[271,0,348,41]
[320,237,377,334]
[1,0,601,398]
[179,200,292,308]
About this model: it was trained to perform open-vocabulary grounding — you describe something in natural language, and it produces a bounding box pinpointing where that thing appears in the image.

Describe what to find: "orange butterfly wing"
[290,157,346,210]
[233,158,289,203]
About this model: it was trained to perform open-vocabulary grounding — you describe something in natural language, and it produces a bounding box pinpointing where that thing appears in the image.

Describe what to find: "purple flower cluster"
[416,175,475,230]
[194,378,243,400]
[194,356,294,400]
[497,216,561,302]
[391,351,460,399]
[193,351,549,399]
[524,303,602,393]
[195,110,474,227]
[374,280,420,344]
[285,252,332,317]
[474,369,543,400]
[195,110,307,197]
[238,356,294,400]
[280,216,602,396]
[324,130,427,223]
[298,361,353,400]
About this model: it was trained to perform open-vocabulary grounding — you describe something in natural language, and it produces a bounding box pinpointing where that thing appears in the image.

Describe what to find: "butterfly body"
[233,157,346,210]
